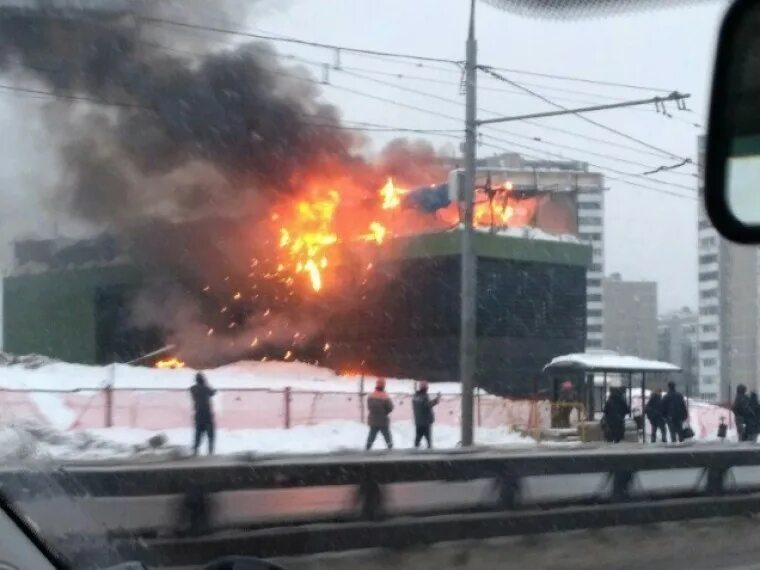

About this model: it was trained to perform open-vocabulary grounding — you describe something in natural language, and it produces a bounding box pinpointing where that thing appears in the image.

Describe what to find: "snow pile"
[0,358,462,394]
[0,422,136,461]
[0,352,58,369]
[544,350,680,372]
[491,226,581,243]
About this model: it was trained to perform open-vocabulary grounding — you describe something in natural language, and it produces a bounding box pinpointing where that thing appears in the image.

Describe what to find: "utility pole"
[460,0,477,447]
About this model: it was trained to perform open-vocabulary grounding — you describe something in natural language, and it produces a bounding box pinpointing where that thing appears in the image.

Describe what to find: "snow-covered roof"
[543,351,681,373]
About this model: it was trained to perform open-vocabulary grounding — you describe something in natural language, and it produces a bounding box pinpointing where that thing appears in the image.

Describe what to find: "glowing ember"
[364,221,387,244]
[155,357,185,369]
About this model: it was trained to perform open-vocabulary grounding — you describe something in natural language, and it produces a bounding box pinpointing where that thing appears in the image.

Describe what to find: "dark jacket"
[661,388,688,423]
[750,393,760,419]
[733,392,755,424]
[412,391,440,427]
[645,393,664,422]
[558,388,577,403]
[603,391,630,425]
[190,383,216,422]
[367,390,394,428]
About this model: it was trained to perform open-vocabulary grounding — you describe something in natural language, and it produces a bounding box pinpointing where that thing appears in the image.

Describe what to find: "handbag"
[681,423,695,440]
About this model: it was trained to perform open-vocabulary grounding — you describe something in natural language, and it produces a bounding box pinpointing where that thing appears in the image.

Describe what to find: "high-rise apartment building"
[658,307,698,393]
[602,273,658,359]
[696,135,760,401]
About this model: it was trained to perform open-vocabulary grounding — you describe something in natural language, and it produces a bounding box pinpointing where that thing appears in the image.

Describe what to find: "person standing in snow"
[748,391,760,442]
[645,389,667,443]
[412,381,441,449]
[190,372,217,455]
[366,377,393,450]
[603,387,630,443]
[661,380,688,443]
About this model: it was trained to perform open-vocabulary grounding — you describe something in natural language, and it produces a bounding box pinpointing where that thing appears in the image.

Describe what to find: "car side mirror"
[705,0,760,242]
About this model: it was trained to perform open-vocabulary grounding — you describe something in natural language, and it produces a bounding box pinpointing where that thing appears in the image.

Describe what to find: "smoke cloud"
[0,0,456,365]
[0,0,364,228]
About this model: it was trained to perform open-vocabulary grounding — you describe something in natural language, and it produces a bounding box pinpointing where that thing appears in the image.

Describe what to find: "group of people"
[643,381,689,443]
[732,384,760,442]
[365,377,442,450]
[601,381,689,444]
[188,373,443,456]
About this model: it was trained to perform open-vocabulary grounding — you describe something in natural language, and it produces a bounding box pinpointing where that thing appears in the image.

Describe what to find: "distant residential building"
[658,307,698,394]
[602,273,658,359]
[696,134,760,402]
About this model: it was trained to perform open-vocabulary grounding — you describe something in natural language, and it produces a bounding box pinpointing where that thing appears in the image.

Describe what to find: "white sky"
[0,0,730,316]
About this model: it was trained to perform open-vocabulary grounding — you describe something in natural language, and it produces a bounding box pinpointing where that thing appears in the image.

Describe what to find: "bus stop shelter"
[543,351,681,441]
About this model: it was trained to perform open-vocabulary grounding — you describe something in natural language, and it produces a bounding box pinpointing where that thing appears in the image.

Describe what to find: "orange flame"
[380,177,406,209]
[273,176,407,293]
[277,190,339,292]
[155,357,185,369]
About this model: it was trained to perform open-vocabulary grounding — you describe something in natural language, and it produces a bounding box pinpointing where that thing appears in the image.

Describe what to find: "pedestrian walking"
[645,389,667,443]
[412,381,441,449]
[732,384,755,441]
[366,377,393,450]
[557,380,577,428]
[661,381,688,442]
[190,372,216,455]
[603,387,630,443]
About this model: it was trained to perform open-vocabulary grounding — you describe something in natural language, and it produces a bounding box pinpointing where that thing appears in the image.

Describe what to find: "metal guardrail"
[125,493,760,565]
[6,445,760,566]
[3,444,760,499]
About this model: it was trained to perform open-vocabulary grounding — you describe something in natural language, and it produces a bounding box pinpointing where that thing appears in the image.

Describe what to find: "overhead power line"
[320,67,696,184]
[141,36,700,167]
[480,66,689,162]
[140,16,462,66]
[141,11,685,96]
[0,23,697,200]
[478,139,696,201]
[479,65,672,93]
[0,83,142,109]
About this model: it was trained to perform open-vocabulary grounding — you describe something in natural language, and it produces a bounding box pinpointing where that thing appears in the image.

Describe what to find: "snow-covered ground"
[0,356,536,461]
[0,420,535,462]
[0,354,738,462]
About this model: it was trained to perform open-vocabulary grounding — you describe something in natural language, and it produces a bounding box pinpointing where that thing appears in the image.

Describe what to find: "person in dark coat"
[190,372,217,455]
[645,389,667,443]
[661,380,688,443]
[733,384,755,442]
[749,392,760,442]
[366,377,394,450]
[412,381,441,449]
[603,387,630,443]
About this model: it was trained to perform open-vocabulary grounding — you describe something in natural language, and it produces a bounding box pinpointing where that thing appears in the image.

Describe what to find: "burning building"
[0,3,591,395]
[3,190,590,396]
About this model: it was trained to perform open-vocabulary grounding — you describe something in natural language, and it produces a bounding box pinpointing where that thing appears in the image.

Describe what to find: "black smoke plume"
[0,0,361,227]
[0,1,456,365]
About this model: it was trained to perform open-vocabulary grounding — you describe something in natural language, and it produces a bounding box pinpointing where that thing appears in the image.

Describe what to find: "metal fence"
[0,385,552,432]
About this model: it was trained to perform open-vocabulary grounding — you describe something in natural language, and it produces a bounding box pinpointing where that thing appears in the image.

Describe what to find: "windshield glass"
[0,0,737,567]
